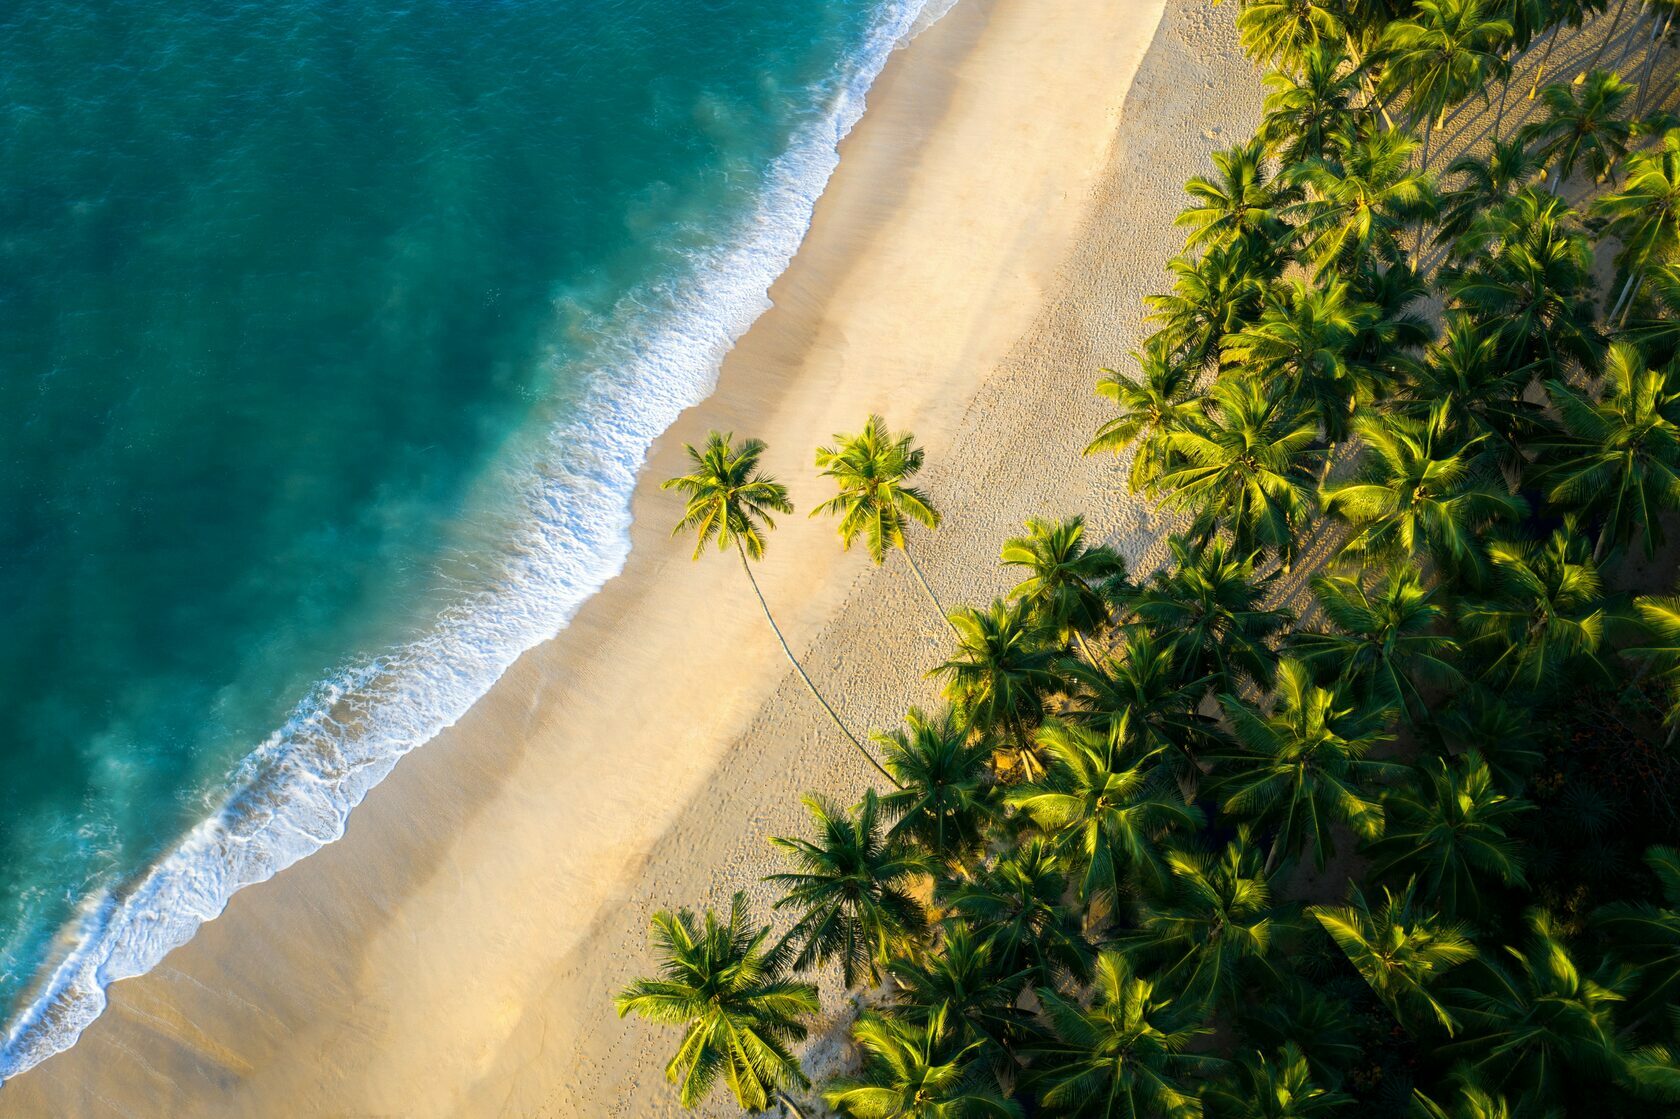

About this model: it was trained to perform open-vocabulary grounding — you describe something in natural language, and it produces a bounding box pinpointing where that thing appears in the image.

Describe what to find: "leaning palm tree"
[1456,529,1606,693]
[1130,534,1292,692]
[824,1007,1023,1119]
[1007,719,1204,913]
[1152,377,1324,563]
[1598,128,1680,323]
[1001,514,1129,661]
[877,707,997,863]
[1203,1043,1355,1119]
[1028,950,1223,1119]
[1285,127,1434,278]
[1536,341,1680,560]
[1442,910,1633,1104]
[1258,43,1371,165]
[1178,136,1298,253]
[616,892,820,1113]
[1310,878,1479,1035]
[1379,0,1513,163]
[1120,835,1283,1016]
[940,835,1096,988]
[813,414,950,624]
[1087,334,1204,491]
[1290,563,1463,719]
[1321,404,1525,582]
[664,432,894,783]
[1362,751,1531,918]
[767,790,928,988]
[1213,659,1402,872]
[1522,70,1637,192]
[931,599,1062,777]
[1221,277,1374,440]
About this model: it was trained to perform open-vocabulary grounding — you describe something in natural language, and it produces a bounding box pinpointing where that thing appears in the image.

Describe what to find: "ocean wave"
[0,0,960,1081]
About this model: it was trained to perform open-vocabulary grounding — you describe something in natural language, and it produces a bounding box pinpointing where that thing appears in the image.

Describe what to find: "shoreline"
[0,0,1251,1114]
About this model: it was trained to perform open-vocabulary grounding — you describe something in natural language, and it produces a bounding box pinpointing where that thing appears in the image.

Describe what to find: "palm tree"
[1626,592,1680,730]
[1411,1079,1533,1119]
[1536,341,1680,560]
[1597,128,1680,323]
[940,836,1096,987]
[665,432,894,784]
[1285,128,1434,278]
[1007,719,1204,913]
[1445,188,1601,377]
[1234,979,1364,1087]
[1000,514,1129,661]
[1178,136,1298,253]
[1152,378,1323,563]
[1434,139,1546,244]
[1362,752,1531,918]
[1443,910,1633,1103]
[1522,71,1636,192]
[1620,262,1680,364]
[616,892,820,1113]
[1147,243,1275,367]
[1344,260,1433,404]
[1396,314,1538,463]
[767,790,928,988]
[1456,529,1606,693]
[1235,0,1353,73]
[1130,534,1292,692]
[877,707,997,863]
[1213,659,1402,872]
[1594,845,1680,1018]
[1087,335,1203,491]
[931,599,1062,777]
[1320,404,1525,582]
[813,414,950,624]
[824,1007,1023,1119]
[1027,951,1223,1119]
[1310,878,1479,1034]
[1379,0,1512,160]
[1203,1044,1355,1118]
[1259,43,1370,165]
[887,923,1033,1069]
[1063,632,1217,779]
[1121,835,1283,1015]
[1221,278,1374,440]
[1290,564,1463,718]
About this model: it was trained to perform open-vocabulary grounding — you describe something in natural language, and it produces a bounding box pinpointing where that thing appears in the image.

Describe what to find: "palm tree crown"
[616,893,819,1111]
[664,431,792,560]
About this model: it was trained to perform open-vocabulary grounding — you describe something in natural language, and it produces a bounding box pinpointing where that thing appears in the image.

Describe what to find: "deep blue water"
[0,0,944,1075]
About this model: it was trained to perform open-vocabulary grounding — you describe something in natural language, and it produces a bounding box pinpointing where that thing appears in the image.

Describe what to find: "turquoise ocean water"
[0,0,952,1076]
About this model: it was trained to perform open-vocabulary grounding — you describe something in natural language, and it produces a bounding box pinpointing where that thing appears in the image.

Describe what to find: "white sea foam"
[0,0,960,1081]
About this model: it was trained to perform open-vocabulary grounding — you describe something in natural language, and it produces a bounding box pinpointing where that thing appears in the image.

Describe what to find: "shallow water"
[0,0,944,1075]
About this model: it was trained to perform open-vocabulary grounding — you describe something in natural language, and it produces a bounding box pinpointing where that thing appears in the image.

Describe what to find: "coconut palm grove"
[618,0,1680,1114]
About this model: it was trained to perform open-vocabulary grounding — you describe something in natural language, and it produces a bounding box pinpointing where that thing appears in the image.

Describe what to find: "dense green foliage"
[625,1,1680,1114]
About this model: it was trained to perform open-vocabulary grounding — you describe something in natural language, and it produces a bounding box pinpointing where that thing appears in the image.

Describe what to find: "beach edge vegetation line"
[625,0,1680,1114]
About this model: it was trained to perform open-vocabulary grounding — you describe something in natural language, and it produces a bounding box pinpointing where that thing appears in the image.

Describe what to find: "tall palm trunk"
[1635,10,1674,114]
[736,543,899,786]
[779,1091,811,1119]
[1346,35,1398,129]
[900,545,959,634]
[1583,0,1635,79]
[1530,26,1562,98]
[1611,265,1646,321]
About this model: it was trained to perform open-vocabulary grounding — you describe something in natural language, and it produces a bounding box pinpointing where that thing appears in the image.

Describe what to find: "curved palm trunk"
[779,1091,811,1119]
[1635,10,1674,115]
[900,544,959,634]
[1346,35,1397,130]
[1612,265,1646,323]
[736,543,899,787]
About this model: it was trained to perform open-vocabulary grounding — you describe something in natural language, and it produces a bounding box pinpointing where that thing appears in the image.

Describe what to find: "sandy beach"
[2,0,1262,1114]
